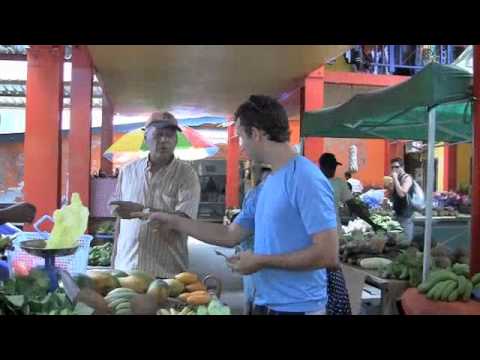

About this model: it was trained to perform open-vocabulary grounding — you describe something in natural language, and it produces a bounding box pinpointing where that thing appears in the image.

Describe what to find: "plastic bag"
[46,193,89,249]
[359,189,385,209]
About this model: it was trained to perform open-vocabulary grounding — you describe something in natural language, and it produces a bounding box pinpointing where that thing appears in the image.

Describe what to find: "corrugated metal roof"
[0,80,103,98]
[0,45,28,55]
[0,45,73,59]
[0,96,102,109]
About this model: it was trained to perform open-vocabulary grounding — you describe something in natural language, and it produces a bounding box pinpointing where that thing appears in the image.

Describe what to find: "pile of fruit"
[378,247,424,287]
[417,264,480,302]
[77,269,230,315]
[88,243,113,267]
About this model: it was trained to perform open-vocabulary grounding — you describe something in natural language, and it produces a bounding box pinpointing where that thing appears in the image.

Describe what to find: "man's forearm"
[256,245,338,271]
[170,215,240,248]
[393,178,406,197]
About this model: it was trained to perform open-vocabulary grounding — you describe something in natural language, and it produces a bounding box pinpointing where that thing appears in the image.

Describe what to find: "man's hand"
[109,201,144,219]
[130,210,176,232]
[226,250,263,275]
[1,202,36,223]
[391,170,399,180]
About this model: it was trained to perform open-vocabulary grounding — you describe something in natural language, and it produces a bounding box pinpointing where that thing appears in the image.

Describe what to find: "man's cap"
[319,153,342,168]
[144,112,182,132]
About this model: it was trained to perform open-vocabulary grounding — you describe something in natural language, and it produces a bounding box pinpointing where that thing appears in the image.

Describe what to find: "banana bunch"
[418,264,476,302]
[104,287,137,315]
[157,307,195,315]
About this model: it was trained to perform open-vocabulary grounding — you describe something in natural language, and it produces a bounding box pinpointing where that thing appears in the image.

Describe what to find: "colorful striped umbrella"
[103,125,219,164]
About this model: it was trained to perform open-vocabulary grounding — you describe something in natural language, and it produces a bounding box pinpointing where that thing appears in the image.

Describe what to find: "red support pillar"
[101,94,114,175]
[384,140,391,176]
[444,144,457,192]
[69,45,93,208]
[225,123,240,209]
[302,67,325,163]
[24,45,64,230]
[471,45,480,275]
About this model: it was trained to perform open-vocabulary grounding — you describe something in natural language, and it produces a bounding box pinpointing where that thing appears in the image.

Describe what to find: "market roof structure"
[87,45,351,116]
[0,80,103,108]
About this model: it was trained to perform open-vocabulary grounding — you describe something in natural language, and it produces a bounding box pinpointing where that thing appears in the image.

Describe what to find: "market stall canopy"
[301,63,473,143]
[87,45,350,116]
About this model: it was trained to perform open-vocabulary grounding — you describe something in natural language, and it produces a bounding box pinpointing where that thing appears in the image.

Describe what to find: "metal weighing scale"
[19,239,80,301]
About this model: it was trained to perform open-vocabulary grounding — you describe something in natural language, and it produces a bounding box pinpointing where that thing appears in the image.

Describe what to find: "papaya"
[110,269,129,278]
[147,279,169,305]
[186,293,211,305]
[164,279,185,297]
[175,272,199,285]
[187,290,208,297]
[87,270,121,296]
[119,275,152,293]
[178,292,192,302]
[128,271,154,285]
[186,281,207,292]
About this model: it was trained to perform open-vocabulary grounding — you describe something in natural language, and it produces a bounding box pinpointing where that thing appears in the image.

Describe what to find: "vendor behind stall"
[109,112,201,278]
[345,171,363,195]
[319,153,380,232]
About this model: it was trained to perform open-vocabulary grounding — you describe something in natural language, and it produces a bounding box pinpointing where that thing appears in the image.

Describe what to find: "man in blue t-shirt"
[131,95,339,315]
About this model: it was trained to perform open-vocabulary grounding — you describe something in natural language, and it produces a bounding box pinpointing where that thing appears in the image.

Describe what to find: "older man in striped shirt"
[109,112,201,278]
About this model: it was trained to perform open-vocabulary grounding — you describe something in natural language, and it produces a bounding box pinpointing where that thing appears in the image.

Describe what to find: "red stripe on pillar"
[69,45,93,208]
[470,45,480,275]
[384,140,391,176]
[24,45,64,231]
[101,95,114,175]
[448,145,457,191]
[302,67,325,163]
[444,144,451,191]
[225,123,240,208]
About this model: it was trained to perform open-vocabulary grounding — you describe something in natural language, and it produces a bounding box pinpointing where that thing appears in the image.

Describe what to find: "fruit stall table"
[342,263,410,315]
[413,214,471,250]
[400,288,480,315]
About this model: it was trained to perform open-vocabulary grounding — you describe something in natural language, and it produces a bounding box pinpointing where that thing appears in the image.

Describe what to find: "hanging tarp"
[301,62,473,143]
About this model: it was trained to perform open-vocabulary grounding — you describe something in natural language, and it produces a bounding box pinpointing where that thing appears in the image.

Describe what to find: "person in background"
[132,95,339,315]
[388,157,414,243]
[319,153,382,315]
[109,112,201,278]
[320,153,379,232]
[345,171,364,195]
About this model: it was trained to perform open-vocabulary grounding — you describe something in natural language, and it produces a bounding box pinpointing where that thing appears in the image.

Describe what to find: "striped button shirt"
[110,157,200,278]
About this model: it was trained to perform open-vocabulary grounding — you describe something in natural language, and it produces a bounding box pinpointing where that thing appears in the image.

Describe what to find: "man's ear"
[251,127,264,142]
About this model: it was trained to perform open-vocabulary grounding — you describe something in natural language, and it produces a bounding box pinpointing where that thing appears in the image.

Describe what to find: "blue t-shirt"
[234,155,337,313]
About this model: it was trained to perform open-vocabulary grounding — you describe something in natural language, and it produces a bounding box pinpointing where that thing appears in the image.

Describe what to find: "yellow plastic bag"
[46,193,89,249]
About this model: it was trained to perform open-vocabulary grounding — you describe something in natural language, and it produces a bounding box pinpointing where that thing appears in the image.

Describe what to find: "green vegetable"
[462,281,473,302]
[471,273,480,285]
[452,263,470,277]
[440,280,457,301]
[448,289,460,302]
[456,275,468,297]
